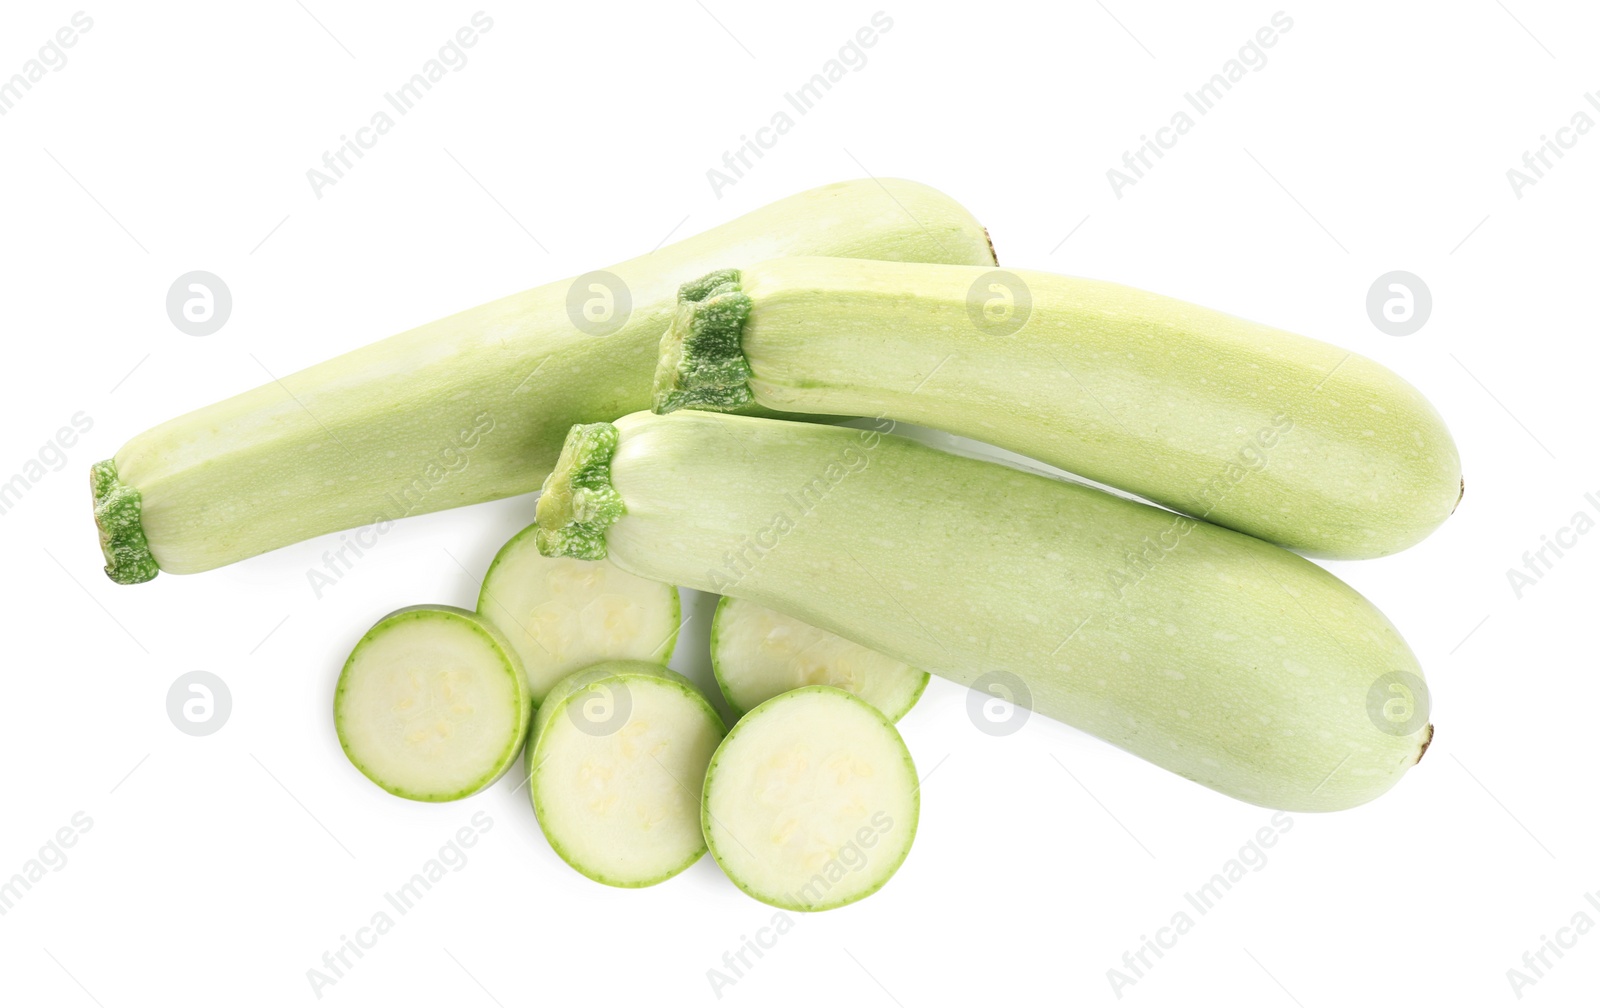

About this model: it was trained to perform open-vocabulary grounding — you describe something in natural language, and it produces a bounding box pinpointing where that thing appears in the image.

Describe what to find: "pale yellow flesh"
[480,533,678,703]
[338,617,521,797]
[712,596,926,720]
[704,689,917,910]
[533,676,722,886]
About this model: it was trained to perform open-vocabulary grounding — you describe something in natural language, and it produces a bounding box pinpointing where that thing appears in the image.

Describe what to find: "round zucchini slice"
[335,605,531,802]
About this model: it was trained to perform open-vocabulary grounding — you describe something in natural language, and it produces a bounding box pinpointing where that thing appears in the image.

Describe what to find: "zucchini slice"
[710,596,927,721]
[528,660,725,888]
[702,686,919,912]
[335,605,531,802]
[478,523,680,704]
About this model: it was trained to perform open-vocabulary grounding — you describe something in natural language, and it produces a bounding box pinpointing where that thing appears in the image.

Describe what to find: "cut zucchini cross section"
[702,686,919,912]
[335,605,532,802]
[711,596,928,721]
[528,660,725,888]
[479,523,680,704]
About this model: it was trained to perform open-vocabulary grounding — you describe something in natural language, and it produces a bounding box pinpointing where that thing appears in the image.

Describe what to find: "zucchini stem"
[90,460,159,585]
[652,269,756,414]
[534,423,625,561]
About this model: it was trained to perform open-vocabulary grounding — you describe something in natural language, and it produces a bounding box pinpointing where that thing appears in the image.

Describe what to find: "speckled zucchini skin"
[538,412,1433,813]
[93,181,995,582]
[655,258,1462,559]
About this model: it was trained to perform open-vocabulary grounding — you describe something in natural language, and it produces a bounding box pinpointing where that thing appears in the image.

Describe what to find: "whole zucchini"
[534,411,1433,812]
[92,182,995,583]
[653,258,1462,558]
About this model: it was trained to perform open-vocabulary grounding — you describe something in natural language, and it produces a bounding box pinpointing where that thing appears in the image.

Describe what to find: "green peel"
[652,269,755,414]
[653,256,1463,559]
[92,180,996,583]
[90,460,158,585]
[534,423,625,560]
[540,411,1433,813]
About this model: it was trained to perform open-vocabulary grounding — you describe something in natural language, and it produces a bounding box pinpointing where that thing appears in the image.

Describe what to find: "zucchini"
[710,595,927,721]
[92,181,995,583]
[653,258,1462,559]
[334,605,532,802]
[534,412,1433,812]
[527,660,724,888]
[478,522,680,703]
[702,686,918,912]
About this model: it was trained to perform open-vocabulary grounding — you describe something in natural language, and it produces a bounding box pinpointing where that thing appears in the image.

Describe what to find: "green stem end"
[652,268,756,415]
[535,423,625,560]
[91,460,159,584]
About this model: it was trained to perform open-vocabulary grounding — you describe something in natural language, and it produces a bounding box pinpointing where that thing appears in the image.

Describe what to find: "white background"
[1,1,1595,1005]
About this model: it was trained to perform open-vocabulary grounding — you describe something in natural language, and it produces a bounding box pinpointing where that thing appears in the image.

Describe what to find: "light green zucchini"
[710,595,927,721]
[534,411,1433,812]
[653,258,1462,559]
[527,660,724,888]
[702,686,919,912]
[92,181,995,583]
[478,522,680,704]
[335,605,532,802]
